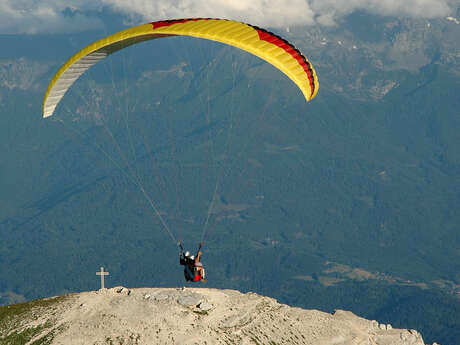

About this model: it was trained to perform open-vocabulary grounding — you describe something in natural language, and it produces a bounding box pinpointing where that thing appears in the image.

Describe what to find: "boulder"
[177,292,204,307]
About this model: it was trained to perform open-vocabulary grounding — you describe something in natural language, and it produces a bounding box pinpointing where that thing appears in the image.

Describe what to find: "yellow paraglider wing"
[43,18,319,118]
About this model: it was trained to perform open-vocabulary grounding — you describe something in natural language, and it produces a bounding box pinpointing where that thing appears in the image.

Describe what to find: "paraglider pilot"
[179,243,206,282]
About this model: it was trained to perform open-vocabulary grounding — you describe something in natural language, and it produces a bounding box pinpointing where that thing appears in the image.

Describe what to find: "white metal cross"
[96,266,109,289]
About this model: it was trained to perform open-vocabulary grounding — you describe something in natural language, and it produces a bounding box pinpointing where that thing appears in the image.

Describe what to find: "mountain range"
[0,10,459,345]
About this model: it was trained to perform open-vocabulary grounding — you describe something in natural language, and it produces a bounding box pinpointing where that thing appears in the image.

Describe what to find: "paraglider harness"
[179,242,205,282]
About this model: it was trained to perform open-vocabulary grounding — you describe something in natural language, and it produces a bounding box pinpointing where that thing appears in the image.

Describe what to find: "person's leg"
[185,266,194,281]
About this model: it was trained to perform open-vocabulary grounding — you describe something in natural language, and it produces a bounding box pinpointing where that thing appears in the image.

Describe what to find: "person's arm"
[195,251,202,264]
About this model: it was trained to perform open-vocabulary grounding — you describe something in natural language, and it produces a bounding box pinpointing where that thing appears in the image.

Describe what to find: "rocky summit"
[0,287,437,345]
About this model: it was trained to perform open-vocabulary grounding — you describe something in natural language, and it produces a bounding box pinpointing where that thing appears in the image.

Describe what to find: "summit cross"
[96,267,109,289]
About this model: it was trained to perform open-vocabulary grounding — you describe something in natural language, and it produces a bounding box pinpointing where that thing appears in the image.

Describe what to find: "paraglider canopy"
[43,18,319,118]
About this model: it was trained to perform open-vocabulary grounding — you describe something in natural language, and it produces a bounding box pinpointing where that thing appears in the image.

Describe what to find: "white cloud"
[309,0,454,23]
[103,0,457,26]
[0,0,103,34]
[0,0,458,34]
[102,0,316,27]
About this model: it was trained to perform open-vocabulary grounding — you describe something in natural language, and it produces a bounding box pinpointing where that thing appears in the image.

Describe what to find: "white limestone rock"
[1,288,431,345]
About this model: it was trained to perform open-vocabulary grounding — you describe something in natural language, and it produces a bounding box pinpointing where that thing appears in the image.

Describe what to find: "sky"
[0,0,459,34]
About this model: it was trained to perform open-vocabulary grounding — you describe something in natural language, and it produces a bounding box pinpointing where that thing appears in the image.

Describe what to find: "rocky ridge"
[0,287,438,345]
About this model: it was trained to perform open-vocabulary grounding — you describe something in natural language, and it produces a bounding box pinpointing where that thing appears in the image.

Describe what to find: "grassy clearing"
[0,295,69,345]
